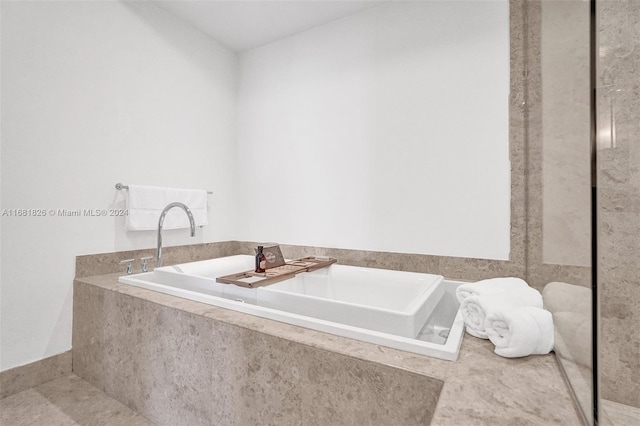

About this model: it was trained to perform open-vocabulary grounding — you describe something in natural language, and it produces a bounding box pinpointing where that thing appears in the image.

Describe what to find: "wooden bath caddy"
[216,256,337,288]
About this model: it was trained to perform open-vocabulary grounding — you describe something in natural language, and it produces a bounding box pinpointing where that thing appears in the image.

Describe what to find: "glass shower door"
[535,0,594,423]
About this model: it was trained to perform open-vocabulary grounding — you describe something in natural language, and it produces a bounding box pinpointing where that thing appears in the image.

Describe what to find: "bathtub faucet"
[156,202,196,268]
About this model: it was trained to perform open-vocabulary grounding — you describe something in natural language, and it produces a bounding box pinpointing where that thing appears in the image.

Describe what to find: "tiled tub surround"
[73,270,581,425]
[75,241,239,279]
[77,241,522,285]
[74,275,442,425]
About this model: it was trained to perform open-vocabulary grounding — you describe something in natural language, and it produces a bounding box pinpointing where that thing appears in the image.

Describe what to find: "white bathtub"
[118,255,465,361]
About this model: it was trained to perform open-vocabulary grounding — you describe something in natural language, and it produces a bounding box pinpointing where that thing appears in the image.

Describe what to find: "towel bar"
[115,183,213,195]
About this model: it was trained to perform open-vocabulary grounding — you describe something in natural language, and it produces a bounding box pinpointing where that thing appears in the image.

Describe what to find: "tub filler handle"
[119,259,135,275]
[140,256,154,273]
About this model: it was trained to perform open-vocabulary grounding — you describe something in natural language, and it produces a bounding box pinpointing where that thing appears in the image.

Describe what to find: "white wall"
[235,1,510,259]
[1,0,512,372]
[0,1,237,370]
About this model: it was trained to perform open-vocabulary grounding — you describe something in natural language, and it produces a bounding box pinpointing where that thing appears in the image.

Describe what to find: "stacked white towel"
[125,185,208,231]
[457,277,554,358]
[485,307,554,358]
[455,277,529,304]
[460,286,543,339]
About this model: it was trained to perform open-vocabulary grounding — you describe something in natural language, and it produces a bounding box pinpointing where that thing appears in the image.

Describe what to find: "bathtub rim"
[119,270,465,361]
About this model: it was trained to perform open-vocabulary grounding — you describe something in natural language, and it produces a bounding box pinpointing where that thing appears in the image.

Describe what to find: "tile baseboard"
[0,351,72,399]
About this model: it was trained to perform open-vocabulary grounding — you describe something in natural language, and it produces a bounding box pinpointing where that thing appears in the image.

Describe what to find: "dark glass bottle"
[255,246,266,273]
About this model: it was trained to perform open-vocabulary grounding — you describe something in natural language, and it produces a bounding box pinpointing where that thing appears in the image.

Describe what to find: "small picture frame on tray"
[256,245,286,269]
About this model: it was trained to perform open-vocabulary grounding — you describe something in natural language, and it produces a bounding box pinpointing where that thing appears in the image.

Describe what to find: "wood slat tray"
[216,256,337,288]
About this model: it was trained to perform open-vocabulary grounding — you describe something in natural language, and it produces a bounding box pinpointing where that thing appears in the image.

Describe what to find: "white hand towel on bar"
[460,286,543,339]
[455,277,529,304]
[485,306,554,358]
[125,185,208,231]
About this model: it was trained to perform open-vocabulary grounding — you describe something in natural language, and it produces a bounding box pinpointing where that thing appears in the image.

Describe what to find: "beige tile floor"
[0,374,153,426]
[4,371,638,426]
[601,399,640,426]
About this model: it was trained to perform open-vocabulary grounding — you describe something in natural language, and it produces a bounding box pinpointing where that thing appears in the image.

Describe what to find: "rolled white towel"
[456,277,529,304]
[461,286,543,339]
[485,306,554,358]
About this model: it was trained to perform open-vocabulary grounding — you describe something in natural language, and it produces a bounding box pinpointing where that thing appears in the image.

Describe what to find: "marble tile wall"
[72,271,582,425]
[540,0,592,269]
[73,280,443,425]
[235,241,523,283]
[524,0,592,291]
[75,241,240,278]
[597,0,640,409]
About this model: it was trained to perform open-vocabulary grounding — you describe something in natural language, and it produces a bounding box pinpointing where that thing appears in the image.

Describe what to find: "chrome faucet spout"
[156,202,196,268]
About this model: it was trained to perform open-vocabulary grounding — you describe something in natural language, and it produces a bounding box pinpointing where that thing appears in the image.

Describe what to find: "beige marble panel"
[540,0,591,267]
[432,338,581,426]
[508,0,529,274]
[523,0,544,287]
[216,323,442,425]
[74,281,218,425]
[597,0,640,410]
[236,241,523,283]
[598,210,640,407]
[0,350,72,399]
[524,0,592,290]
[75,241,238,278]
[74,279,444,426]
